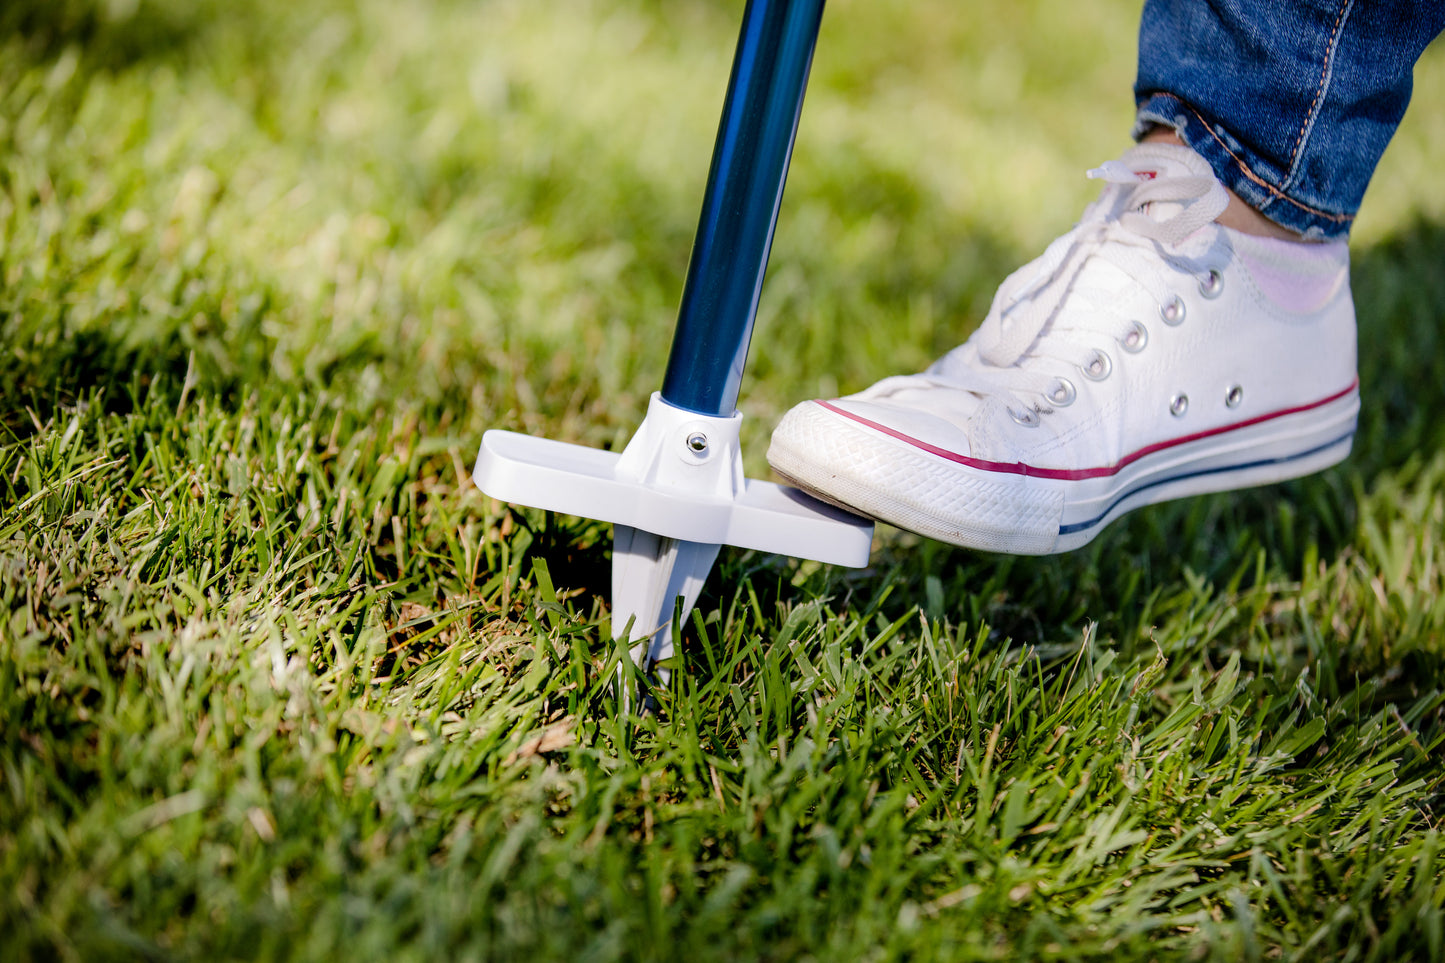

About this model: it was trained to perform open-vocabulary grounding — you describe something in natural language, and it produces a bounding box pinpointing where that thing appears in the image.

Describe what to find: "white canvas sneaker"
[768,143,1359,555]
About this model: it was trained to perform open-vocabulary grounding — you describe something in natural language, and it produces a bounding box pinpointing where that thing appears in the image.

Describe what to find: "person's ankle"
[1139,127,1312,242]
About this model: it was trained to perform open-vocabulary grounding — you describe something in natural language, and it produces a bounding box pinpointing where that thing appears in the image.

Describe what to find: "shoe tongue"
[1114,143,1218,225]
[1118,142,1214,180]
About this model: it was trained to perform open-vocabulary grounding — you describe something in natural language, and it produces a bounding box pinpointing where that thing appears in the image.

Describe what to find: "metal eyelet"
[1008,405,1041,428]
[1119,320,1148,354]
[1080,350,1112,382]
[1199,269,1224,299]
[1160,295,1186,326]
[1047,378,1077,408]
[1226,384,1244,408]
[1169,393,1189,417]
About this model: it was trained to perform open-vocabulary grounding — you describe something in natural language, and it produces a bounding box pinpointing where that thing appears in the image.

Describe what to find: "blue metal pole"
[659,0,825,417]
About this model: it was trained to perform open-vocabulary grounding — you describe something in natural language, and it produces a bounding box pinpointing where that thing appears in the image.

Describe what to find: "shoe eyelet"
[1170,393,1189,417]
[1047,378,1077,408]
[1119,320,1148,354]
[1226,384,1243,408]
[1080,350,1112,382]
[1160,295,1186,326]
[1199,269,1224,299]
[1008,405,1041,428]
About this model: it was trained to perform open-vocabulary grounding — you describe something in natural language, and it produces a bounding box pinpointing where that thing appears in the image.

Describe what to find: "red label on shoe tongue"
[1137,170,1158,180]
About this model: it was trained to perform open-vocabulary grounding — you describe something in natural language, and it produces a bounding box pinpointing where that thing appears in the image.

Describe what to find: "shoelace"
[875,156,1231,414]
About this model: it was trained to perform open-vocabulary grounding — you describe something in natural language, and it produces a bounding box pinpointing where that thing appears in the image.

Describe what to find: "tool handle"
[660,0,826,417]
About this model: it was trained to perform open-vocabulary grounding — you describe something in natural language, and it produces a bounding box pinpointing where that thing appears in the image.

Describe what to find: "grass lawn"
[4,0,1445,959]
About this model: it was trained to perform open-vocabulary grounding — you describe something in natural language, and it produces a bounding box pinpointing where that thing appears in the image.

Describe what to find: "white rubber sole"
[767,384,1359,555]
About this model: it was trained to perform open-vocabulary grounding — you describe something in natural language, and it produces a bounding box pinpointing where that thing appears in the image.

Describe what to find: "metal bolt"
[686,432,708,453]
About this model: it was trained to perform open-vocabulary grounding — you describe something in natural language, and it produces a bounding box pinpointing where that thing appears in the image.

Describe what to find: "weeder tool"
[473,0,873,678]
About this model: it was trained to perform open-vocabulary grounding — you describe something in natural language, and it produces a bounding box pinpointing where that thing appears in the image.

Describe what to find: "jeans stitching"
[1285,0,1355,194]
[1153,97,1353,225]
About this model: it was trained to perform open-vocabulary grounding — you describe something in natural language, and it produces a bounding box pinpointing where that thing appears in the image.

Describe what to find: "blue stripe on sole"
[1057,431,1355,536]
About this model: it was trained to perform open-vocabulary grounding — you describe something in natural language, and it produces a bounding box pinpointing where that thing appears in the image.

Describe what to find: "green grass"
[3,0,1445,959]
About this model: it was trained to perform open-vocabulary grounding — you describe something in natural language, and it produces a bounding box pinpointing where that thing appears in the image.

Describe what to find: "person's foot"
[767,143,1359,554]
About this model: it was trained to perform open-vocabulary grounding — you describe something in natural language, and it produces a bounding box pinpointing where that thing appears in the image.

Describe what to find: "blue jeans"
[1134,1,1445,240]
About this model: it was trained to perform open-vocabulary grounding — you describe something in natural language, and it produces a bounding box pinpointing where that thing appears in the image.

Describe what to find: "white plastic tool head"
[473,393,874,680]
[474,395,872,566]
[613,395,746,500]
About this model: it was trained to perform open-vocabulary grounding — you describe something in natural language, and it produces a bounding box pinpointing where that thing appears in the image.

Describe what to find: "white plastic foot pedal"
[474,393,874,669]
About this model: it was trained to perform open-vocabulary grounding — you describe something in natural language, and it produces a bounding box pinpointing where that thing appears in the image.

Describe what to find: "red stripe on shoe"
[814,380,1358,482]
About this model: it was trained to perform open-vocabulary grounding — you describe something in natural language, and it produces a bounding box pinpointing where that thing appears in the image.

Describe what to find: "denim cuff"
[1134,93,1353,242]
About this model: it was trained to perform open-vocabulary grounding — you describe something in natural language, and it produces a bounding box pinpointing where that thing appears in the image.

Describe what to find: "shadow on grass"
[0,0,206,73]
[0,322,180,435]
[1350,217,1445,474]
[0,284,281,438]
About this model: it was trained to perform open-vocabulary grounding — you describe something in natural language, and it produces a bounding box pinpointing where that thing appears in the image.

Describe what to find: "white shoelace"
[872,153,1231,414]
